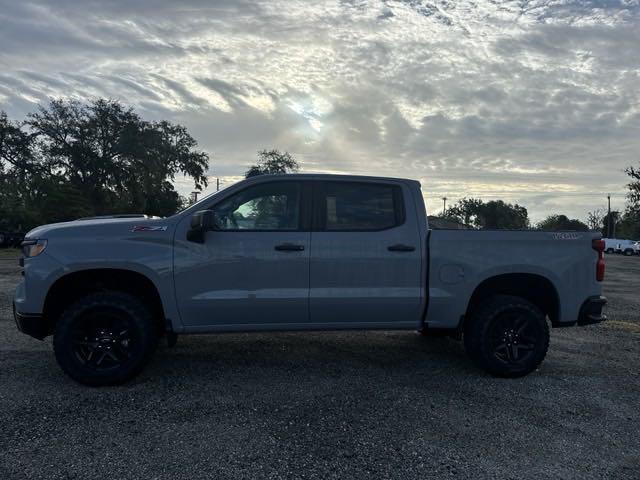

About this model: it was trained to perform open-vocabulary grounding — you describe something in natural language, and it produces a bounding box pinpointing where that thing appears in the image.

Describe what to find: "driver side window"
[212,182,301,231]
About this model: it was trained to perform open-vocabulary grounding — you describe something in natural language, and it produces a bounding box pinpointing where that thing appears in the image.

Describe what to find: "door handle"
[274,243,305,252]
[388,244,415,252]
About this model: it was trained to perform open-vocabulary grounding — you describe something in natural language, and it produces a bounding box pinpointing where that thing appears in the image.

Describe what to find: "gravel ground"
[0,252,638,479]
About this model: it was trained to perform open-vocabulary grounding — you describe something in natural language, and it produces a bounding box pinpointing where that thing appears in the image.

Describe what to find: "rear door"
[309,180,423,327]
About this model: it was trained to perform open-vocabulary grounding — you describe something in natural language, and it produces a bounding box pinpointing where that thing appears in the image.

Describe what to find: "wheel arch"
[43,268,167,337]
[465,273,560,327]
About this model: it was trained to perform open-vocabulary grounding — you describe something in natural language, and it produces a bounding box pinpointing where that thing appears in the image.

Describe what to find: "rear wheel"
[464,295,549,377]
[53,292,158,386]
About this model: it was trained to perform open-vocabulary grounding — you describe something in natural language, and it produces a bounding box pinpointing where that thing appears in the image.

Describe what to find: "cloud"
[0,0,638,221]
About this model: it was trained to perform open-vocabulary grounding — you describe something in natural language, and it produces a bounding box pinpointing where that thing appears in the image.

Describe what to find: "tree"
[623,164,640,239]
[537,215,589,232]
[617,211,640,240]
[601,211,621,238]
[444,198,482,226]
[446,198,529,230]
[586,209,605,231]
[0,112,40,231]
[245,149,299,178]
[0,99,210,231]
[627,165,640,211]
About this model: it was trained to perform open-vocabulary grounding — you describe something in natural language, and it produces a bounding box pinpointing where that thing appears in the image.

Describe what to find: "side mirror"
[187,210,217,243]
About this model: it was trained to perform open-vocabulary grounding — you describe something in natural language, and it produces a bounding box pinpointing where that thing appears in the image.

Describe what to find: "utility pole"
[607,194,611,238]
[190,191,200,205]
[442,197,447,216]
[216,178,220,192]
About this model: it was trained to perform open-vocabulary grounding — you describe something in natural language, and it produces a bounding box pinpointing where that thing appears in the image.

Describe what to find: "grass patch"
[606,320,640,334]
[0,248,20,259]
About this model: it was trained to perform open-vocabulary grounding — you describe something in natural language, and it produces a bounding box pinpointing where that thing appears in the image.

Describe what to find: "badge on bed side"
[551,232,582,240]
[131,225,168,232]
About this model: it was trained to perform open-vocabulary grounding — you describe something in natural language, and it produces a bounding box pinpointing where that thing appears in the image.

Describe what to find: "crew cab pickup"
[14,174,607,385]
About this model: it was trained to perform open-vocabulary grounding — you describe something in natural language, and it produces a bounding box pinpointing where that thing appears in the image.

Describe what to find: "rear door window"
[319,182,403,231]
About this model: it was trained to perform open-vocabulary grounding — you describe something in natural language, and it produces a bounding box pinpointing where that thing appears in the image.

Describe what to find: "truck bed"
[425,229,602,329]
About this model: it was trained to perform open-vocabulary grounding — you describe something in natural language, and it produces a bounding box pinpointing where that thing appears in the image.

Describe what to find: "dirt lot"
[0,252,638,480]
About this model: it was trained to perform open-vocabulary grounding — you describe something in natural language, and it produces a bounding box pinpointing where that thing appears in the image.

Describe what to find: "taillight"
[592,239,605,282]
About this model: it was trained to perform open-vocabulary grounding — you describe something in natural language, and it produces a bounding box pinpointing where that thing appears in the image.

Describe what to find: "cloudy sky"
[1,0,639,222]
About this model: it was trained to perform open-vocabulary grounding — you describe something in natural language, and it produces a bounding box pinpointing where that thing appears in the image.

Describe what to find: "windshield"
[178,188,226,214]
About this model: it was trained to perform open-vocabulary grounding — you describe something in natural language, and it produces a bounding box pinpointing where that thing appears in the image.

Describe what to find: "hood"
[26,215,172,239]
[76,214,158,221]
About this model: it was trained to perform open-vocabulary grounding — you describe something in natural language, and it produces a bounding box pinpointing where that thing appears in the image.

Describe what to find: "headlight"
[21,239,47,258]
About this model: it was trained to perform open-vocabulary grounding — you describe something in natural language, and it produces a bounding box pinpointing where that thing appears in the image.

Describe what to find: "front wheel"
[463,295,549,378]
[53,292,158,386]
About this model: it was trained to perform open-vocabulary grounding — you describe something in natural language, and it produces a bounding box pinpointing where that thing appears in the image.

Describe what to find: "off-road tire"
[53,291,158,386]
[463,295,550,378]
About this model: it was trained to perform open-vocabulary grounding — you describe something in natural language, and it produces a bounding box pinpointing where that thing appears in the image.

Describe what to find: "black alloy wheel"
[54,292,157,386]
[464,295,550,378]
[487,310,538,366]
[70,309,138,372]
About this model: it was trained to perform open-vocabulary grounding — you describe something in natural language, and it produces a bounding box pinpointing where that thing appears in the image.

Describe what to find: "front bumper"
[13,302,48,340]
[577,296,607,326]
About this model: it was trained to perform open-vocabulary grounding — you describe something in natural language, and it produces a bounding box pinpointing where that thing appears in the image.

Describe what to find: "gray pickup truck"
[14,174,607,385]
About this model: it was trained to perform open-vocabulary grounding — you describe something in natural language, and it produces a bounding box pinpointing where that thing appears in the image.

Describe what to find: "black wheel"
[53,292,158,386]
[464,295,549,378]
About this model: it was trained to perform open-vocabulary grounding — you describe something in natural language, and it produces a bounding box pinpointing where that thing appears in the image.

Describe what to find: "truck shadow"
[145,331,478,384]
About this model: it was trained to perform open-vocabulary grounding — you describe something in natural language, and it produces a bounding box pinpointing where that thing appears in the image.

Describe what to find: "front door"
[174,180,310,329]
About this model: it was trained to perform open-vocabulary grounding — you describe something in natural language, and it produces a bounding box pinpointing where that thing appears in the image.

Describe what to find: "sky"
[1,0,639,223]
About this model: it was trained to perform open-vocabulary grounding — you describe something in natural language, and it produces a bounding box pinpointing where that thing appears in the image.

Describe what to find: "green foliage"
[627,165,640,211]
[245,149,299,178]
[600,211,620,238]
[605,211,640,240]
[537,214,589,232]
[446,198,529,230]
[624,165,640,239]
[444,198,482,226]
[599,210,640,239]
[617,212,640,240]
[599,166,640,239]
[0,99,209,231]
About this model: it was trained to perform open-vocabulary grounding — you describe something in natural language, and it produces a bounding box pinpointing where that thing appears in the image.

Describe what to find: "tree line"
[1,98,639,239]
[440,190,639,238]
[0,99,209,231]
